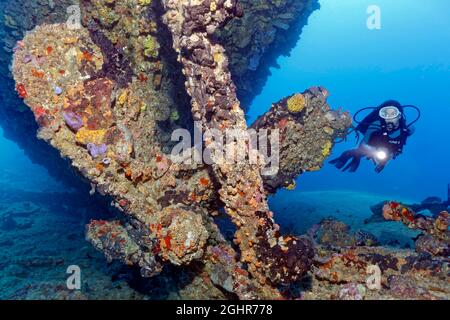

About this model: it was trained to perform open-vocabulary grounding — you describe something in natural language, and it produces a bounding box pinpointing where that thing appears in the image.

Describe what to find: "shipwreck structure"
[4,0,449,300]
[0,0,319,188]
[9,0,354,298]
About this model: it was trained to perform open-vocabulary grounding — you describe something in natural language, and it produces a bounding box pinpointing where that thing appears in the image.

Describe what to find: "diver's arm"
[355,109,380,134]
[374,149,392,173]
[359,141,392,173]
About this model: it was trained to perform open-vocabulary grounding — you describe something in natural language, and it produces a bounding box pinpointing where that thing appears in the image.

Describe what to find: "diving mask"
[379,106,401,129]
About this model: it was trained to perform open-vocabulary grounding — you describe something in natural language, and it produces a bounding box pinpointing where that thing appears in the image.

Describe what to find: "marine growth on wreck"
[0,0,448,303]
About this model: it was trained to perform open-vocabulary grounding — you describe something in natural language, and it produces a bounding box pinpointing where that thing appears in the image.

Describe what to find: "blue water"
[0,127,64,192]
[249,0,450,201]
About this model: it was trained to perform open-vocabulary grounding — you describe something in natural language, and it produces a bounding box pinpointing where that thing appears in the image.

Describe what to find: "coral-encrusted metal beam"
[252,88,352,193]
[161,0,314,285]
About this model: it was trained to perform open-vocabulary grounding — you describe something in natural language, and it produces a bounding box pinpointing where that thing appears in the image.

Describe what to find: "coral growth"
[306,218,449,300]
[309,218,379,248]
[311,245,449,300]
[160,0,329,288]
[252,88,351,193]
[382,202,449,257]
[10,0,352,298]
[287,94,307,114]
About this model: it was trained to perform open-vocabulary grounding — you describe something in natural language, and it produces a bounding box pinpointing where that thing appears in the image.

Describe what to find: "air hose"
[337,104,421,144]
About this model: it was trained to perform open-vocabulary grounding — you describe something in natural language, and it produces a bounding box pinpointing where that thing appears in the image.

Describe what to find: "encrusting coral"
[286,93,307,114]
[383,202,449,257]
[0,0,318,189]
[11,0,353,297]
[161,0,331,287]
[251,88,351,193]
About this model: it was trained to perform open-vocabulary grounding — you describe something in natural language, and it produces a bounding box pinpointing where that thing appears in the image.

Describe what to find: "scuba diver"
[330,100,420,173]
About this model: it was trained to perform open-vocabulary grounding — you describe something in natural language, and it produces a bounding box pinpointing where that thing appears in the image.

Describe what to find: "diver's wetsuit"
[330,100,412,173]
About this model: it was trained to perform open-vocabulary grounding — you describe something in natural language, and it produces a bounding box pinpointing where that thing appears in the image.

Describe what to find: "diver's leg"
[329,150,355,169]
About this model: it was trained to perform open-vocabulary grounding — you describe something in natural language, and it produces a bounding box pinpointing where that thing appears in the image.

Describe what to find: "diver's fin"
[329,157,347,170]
[329,151,353,170]
[342,156,361,172]
[375,164,386,173]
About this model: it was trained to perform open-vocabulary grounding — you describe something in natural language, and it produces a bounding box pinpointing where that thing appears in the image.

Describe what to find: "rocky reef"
[382,202,449,257]
[366,187,450,224]
[304,212,449,300]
